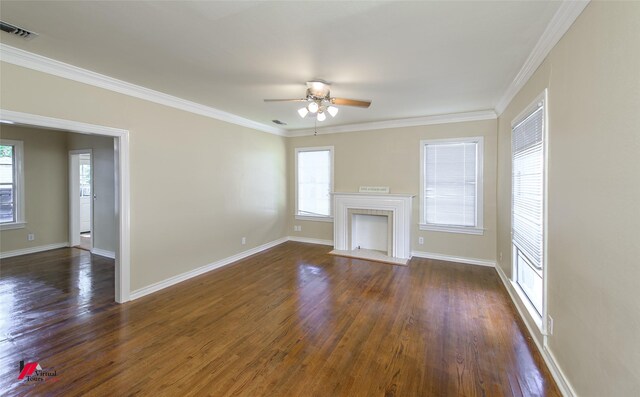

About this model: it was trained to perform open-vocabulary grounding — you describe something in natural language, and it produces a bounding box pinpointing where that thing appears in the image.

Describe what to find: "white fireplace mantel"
[332,192,414,260]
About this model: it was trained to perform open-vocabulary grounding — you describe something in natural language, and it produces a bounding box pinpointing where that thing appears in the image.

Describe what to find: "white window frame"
[294,146,334,222]
[0,139,26,230]
[419,136,484,235]
[510,89,549,333]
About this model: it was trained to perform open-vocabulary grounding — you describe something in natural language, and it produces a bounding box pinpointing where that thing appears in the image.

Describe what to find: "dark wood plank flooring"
[0,242,560,396]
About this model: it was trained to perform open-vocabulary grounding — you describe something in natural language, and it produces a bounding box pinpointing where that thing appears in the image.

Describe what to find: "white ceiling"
[0,1,562,131]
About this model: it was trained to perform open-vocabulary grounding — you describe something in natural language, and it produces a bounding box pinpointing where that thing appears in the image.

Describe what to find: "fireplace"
[331,193,414,265]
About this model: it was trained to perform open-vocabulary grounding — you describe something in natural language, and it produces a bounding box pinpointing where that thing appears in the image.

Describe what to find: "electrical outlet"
[27,233,35,241]
[547,315,554,335]
[294,225,302,232]
[418,237,424,245]
[241,237,246,245]
[499,252,503,262]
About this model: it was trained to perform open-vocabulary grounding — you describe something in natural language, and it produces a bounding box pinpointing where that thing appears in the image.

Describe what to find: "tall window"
[512,92,546,319]
[420,137,483,234]
[295,146,333,220]
[0,139,25,228]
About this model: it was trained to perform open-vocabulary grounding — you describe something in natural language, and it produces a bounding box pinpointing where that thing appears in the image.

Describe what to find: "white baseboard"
[411,250,496,267]
[0,242,69,259]
[91,248,116,259]
[130,237,288,300]
[287,236,334,246]
[494,264,576,397]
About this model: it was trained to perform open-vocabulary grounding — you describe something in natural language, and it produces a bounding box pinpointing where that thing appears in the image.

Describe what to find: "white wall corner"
[494,1,590,115]
[494,265,577,397]
[411,250,496,267]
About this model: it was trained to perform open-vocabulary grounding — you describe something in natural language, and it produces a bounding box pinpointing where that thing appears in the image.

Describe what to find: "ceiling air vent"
[0,21,37,39]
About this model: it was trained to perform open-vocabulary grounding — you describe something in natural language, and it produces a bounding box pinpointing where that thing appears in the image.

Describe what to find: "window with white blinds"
[512,94,546,318]
[295,147,333,219]
[420,137,483,234]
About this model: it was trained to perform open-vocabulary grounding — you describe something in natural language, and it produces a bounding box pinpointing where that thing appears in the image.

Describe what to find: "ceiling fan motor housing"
[306,80,331,99]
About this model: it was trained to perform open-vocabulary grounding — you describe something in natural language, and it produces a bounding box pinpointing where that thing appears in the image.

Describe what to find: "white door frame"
[0,109,131,303]
[69,149,93,249]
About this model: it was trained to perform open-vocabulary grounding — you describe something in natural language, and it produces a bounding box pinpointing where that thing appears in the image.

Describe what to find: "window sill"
[510,280,545,334]
[1,221,26,230]
[295,215,334,223]
[419,224,484,235]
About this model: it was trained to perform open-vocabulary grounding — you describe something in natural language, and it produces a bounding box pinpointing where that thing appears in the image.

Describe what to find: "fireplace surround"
[332,192,414,264]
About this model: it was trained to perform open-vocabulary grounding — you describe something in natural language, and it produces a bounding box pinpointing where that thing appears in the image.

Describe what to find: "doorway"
[70,150,93,251]
[0,109,131,303]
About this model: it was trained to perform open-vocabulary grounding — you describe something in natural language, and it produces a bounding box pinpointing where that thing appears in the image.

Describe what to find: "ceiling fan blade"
[263,98,307,102]
[331,98,371,108]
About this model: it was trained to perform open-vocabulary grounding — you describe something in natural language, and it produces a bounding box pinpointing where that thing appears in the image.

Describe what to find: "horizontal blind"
[424,142,477,226]
[297,150,331,217]
[512,104,544,269]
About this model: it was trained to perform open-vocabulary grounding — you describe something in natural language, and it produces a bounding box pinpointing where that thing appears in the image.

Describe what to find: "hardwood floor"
[0,242,560,396]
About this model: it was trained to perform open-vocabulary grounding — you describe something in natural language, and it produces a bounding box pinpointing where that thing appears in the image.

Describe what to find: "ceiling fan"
[264,80,371,121]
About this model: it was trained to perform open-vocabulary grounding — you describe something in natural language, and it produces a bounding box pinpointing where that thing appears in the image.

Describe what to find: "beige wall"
[287,119,498,262]
[68,133,116,253]
[0,62,288,291]
[0,125,69,252]
[497,2,640,395]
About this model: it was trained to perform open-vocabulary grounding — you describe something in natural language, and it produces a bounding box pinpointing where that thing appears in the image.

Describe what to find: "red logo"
[18,361,40,380]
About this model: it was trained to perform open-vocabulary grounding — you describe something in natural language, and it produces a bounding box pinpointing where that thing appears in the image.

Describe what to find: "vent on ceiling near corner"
[272,120,287,125]
[0,21,37,39]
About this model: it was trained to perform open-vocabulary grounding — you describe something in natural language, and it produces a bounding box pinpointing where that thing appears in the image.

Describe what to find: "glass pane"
[0,184,15,223]
[80,163,91,196]
[0,145,13,184]
[298,150,331,217]
[515,248,543,315]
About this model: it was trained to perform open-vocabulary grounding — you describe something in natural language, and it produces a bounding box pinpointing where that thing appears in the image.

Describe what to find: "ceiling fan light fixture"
[264,80,371,122]
[307,101,319,113]
[297,107,309,118]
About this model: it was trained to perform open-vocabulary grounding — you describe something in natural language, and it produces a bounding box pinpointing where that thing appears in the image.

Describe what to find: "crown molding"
[494,0,590,116]
[286,110,497,137]
[0,44,287,136]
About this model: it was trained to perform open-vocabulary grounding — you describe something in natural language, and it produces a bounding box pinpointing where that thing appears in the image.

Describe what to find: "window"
[512,91,546,322]
[420,137,483,234]
[295,146,333,221]
[80,160,91,197]
[0,139,25,229]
